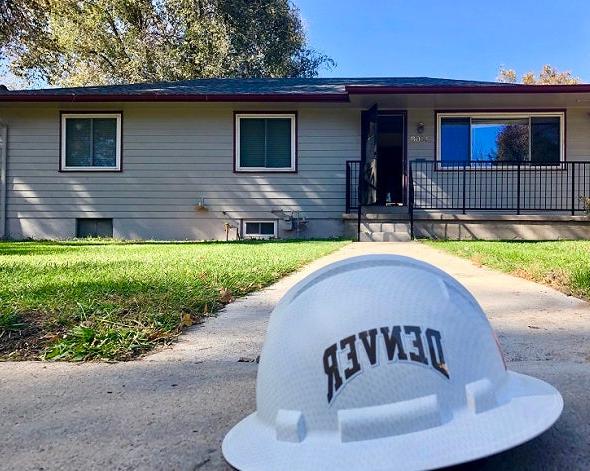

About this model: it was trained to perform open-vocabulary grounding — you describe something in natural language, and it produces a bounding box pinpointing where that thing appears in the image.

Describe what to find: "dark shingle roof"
[1,77,588,102]
[0,77,504,95]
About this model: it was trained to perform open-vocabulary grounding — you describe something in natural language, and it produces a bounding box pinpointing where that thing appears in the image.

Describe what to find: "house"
[1,77,590,241]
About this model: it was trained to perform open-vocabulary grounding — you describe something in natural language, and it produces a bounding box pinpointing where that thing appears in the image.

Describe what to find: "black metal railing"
[345,160,590,240]
[409,160,590,215]
[345,160,361,213]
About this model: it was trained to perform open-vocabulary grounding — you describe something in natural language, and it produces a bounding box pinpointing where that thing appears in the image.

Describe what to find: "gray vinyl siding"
[0,124,6,238]
[3,103,359,239]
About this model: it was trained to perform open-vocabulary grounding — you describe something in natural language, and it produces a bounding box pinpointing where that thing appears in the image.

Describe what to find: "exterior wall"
[3,99,590,241]
[2,103,359,240]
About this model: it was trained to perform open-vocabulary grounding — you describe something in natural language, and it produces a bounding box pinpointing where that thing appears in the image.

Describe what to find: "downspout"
[0,121,6,239]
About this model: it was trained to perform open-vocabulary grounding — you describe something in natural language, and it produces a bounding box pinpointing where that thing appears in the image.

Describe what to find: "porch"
[344,160,590,240]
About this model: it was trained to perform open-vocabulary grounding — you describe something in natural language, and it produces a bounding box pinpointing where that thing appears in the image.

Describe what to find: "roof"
[2,77,590,102]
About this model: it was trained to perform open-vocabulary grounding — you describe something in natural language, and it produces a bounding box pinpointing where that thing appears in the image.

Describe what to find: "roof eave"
[0,92,350,103]
[345,84,590,94]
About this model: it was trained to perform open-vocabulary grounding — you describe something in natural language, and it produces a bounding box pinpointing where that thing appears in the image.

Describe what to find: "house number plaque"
[410,135,432,143]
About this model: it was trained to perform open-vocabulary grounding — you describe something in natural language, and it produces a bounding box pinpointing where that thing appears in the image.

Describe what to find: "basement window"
[76,218,113,238]
[243,221,277,238]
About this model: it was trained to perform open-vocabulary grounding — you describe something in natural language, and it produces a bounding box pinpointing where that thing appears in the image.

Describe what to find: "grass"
[0,239,348,361]
[424,240,590,300]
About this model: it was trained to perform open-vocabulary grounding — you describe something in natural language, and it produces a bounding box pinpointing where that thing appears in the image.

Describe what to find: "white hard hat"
[223,255,563,470]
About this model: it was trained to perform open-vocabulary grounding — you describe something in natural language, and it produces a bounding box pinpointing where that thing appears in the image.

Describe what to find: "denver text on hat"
[323,325,448,403]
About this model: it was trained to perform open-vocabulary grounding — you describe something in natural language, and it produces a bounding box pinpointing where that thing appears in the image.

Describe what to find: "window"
[235,113,296,172]
[437,112,564,166]
[76,218,113,238]
[61,113,122,171]
[243,221,277,238]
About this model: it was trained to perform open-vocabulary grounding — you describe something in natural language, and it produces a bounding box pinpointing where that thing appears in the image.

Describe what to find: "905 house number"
[410,135,432,143]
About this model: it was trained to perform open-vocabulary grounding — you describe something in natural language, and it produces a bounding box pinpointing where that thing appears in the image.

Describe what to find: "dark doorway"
[360,106,406,207]
[376,113,405,205]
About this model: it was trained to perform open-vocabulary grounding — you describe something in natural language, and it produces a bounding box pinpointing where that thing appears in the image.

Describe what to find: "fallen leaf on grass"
[219,288,233,303]
[180,313,193,327]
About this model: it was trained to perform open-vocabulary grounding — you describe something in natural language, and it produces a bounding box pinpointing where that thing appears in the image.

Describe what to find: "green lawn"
[0,239,348,361]
[424,240,590,300]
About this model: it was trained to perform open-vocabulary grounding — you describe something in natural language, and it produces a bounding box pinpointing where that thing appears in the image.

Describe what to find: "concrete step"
[360,222,411,233]
[359,231,412,242]
[363,205,408,215]
[360,211,410,221]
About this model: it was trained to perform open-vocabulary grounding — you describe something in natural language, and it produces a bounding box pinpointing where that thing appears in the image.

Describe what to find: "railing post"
[571,162,576,216]
[516,161,521,215]
[345,162,351,214]
[409,163,415,239]
[462,163,467,214]
[357,161,362,242]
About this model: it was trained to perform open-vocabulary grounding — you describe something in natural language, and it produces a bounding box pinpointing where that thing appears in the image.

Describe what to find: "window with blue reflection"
[439,115,562,166]
[440,118,470,165]
[471,119,528,162]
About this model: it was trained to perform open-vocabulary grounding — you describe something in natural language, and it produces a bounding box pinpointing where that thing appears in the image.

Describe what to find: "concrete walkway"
[2,242,590,470]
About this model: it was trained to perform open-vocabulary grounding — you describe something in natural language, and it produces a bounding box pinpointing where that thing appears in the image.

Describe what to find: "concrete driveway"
[2,242,590,470]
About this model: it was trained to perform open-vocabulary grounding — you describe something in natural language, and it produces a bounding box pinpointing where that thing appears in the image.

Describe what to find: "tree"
[498,64,580,85]
[0,0,334,87]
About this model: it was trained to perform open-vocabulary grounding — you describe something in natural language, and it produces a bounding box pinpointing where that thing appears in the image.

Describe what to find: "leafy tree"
[498,65,580,85]
[0,0,334,87]
[494,64,579,163]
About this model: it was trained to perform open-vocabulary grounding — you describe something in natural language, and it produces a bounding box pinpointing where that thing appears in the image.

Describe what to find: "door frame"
[360,104,379,206]
[375,109,408,206]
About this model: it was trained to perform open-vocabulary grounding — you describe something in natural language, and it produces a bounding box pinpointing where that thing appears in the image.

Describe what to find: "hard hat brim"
[222,371,563,471]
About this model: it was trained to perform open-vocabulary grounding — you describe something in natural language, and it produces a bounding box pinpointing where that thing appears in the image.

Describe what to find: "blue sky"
[294,0,590,82]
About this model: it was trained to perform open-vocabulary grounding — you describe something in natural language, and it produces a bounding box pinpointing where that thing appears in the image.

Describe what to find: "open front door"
[360,104,378,206]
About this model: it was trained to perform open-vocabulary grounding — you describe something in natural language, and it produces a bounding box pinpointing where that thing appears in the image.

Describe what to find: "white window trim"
[61,113,122,171]
[436,111,565,167]
[243,220,278,239]
[235,113,296,172]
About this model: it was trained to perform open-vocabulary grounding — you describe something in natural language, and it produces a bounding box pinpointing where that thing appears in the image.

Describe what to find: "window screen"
[239,117,293,169]
[530,117,560,164]
[76,219,113,238]
[64,115,119,168]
